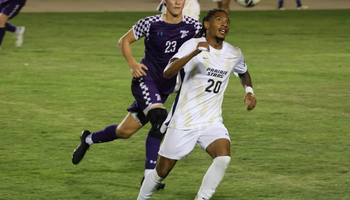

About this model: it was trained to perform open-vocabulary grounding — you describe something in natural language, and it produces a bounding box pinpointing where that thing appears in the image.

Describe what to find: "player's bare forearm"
[120,42,137,66]
[118,29,138,67]
[239,71,253,89]
[239,71,257,110]
[163,50,200,79]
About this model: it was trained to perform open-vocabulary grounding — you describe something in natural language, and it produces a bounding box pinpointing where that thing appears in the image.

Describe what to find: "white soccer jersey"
[163,37,247,130]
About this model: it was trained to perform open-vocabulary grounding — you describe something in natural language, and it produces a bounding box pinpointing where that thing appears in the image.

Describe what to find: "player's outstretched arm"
[239,71,257,111]
[164,42,209,79]
[118,29,148,78]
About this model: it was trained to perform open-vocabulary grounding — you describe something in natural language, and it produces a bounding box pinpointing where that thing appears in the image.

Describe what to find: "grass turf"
[0,10,349,200]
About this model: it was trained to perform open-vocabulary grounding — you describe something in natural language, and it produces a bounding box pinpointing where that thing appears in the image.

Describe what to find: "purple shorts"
[0,0,26,19]
[127,77,169,126]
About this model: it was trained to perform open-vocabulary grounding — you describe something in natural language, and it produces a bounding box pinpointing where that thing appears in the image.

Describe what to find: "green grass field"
[1,10,349,200]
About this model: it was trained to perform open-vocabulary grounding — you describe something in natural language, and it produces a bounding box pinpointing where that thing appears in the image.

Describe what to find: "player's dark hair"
[194,9,228,38]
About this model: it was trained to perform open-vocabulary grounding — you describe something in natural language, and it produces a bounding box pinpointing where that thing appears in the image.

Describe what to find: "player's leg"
[220,0,230,15]
[72,112,143,165]
[277,0,285,10]
[0,12,8,48]
[138,156,177,200]
[72,77,152,165]
[195,123,231,200]
[296,0,308,10]
[0,1,25,47]
[135,78,169,182]
[141,79,169,189]
[214,0,223,11]
[138,128,199,200]
[214,0,230,15]
[144,105,168,183]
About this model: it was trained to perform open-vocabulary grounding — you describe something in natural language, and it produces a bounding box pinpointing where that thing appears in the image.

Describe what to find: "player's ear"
[204,21,209,29]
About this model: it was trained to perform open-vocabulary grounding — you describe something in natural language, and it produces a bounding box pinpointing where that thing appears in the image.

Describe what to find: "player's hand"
[196,42,210,53]
[244,93,257,111]
[130,63,148,78]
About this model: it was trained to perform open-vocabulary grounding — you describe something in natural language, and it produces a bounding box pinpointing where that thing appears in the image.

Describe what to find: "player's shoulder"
[183,15,199,23]
[183,16,202,26]
[138,14,163,24]
[184,37,204,45]
[224,41,242,56]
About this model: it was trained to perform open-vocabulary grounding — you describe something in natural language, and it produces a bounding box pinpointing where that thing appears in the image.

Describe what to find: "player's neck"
[206,36,223,50]
[162,13,183,24]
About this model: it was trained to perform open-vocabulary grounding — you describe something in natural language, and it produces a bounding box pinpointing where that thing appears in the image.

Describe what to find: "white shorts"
[159,122,230,160]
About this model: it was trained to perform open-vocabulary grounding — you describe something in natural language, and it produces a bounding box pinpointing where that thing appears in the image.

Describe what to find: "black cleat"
[72,130,91,165]
[141,176,166,190]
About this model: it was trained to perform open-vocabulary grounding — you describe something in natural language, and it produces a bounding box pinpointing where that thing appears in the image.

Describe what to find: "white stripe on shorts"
[8,4,20,18]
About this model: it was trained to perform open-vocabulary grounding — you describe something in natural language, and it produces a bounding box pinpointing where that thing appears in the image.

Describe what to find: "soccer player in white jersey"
[138,9,257,200]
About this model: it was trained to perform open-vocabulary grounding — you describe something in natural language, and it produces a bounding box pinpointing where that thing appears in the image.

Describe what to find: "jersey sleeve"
[194,21,202,35]
[172,39,197,60]
[132,17,151,40]
[233,48,248,75]
[184,16,203,35]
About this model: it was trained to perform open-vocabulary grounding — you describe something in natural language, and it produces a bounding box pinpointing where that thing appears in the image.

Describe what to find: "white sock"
[144,169,153,178]
[137,170,164,200]
[85,134,93,145]
[197,156,231,200]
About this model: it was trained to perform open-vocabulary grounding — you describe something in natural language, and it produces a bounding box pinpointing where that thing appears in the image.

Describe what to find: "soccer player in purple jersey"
[72,0,202,189]
[0,0,26,50]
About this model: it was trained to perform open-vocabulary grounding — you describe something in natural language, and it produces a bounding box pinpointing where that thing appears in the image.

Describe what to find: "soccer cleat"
[15,26,25,47]
[297,5,308,10]
[72,130,91,165]
[194,195,206,200]
[140,176,166,190]
[278,7,286,10]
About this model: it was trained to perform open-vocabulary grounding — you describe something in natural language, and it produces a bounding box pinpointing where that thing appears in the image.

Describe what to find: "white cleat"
[15,26,25,47]
[297,5,308,10]
[194,195,206,200]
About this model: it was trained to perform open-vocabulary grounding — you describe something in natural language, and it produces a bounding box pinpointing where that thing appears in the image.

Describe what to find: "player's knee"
[0,20,6,27]
[116,128,135,139]
[0,15,8,26]
[213,156,231,169]
[147,108,168,139]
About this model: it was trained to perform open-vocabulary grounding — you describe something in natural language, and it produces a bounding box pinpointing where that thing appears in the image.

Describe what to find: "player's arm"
[164,42,209,79]
[118,29,148,78]
[239,71,257,111]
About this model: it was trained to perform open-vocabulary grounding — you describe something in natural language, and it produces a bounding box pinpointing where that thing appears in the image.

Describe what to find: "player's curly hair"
[194,9,228,38]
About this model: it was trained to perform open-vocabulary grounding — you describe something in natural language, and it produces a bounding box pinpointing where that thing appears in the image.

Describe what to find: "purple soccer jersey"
[127,15,202,125]
[0,0,26,19]
[132,15,202,94]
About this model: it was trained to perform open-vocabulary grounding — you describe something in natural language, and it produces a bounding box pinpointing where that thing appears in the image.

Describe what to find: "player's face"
[166,0,185,16]
[206,12,230,40]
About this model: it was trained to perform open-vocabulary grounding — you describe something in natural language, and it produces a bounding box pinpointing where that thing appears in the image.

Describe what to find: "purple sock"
[0,27,5,46]
[278,0,283,8]
[145,136,162,170]
[91,124,118,143]
[296,0,302,7]
[5,22,16,33]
